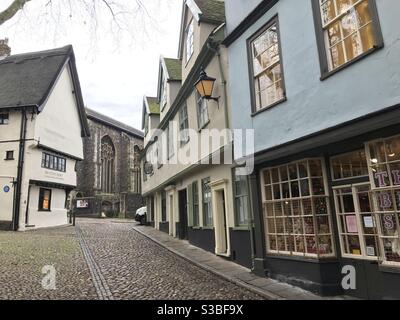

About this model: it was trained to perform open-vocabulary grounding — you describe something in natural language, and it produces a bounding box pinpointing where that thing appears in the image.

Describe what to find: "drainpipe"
[13,108,28,231]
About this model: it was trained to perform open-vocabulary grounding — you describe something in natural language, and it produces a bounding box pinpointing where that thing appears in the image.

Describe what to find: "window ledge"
[265,253,338,264]
[251,97,287,117]
[198,120,210,132]
[4,158,14,161]
[232,226,251,231]
[379,264,400,274]
[320,45,384,81]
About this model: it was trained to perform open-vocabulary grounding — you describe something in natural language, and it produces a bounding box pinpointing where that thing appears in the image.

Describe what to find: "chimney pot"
[0,38,11,59]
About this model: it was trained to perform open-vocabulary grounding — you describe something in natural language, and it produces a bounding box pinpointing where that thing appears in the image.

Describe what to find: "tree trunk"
[0,0,32,26]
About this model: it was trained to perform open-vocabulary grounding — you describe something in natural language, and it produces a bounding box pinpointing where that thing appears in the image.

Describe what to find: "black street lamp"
[195,69,219,102]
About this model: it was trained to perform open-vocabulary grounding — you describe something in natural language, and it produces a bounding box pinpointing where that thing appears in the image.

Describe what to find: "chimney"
[0,38,11,60]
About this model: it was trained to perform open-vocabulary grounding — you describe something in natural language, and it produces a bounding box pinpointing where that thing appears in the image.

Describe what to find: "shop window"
[331,150,368,180]
[313,0,383,78]
[261,159,334,258]
[333,184,379,259]
[38,188,52,211]
[366,135,400,265]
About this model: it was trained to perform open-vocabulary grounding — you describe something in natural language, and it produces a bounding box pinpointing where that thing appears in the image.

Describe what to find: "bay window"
[313,0,383,77]
[261,159,334,258]
[248,16,286,113]
[366,136,400,265]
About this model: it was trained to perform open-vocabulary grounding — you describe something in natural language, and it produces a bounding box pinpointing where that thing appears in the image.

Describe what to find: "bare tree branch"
[0,0,33,26]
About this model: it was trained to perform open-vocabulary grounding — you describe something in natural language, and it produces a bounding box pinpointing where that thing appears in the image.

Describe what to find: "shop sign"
[77,200,89,209]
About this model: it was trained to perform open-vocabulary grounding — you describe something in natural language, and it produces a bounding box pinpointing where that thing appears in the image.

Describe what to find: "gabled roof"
[195,0,225,24]
[145,97,160,115]
[178,0,225,60]
[142,96,160,130]
[0,45,90,137]
[163,58,182,82]
[86,107,144,139]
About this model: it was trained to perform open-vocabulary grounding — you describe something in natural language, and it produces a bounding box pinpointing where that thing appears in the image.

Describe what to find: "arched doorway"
[101,136,116,194]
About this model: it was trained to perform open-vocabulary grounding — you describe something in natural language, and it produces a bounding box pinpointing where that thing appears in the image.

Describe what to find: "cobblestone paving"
[0,226,97,300]
[78,218,264,300]
[0,219,264,300]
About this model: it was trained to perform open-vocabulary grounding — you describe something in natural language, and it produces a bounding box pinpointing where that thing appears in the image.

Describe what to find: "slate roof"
[163,58,182,81]
[0,45,90,136]
[145,97,160,114]
[195,0,225,24]
[86,107,144,138]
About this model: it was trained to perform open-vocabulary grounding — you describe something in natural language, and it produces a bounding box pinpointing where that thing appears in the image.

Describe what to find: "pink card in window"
[346,215,358,234]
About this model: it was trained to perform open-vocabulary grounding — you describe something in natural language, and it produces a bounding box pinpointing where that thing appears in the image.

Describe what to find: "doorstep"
[132,224,351,300]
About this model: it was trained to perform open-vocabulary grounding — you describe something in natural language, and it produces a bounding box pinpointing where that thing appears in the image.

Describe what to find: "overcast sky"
[0,0,182,130]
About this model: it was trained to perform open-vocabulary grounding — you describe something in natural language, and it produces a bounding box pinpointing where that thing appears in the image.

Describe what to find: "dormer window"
[161,77,167,109]
[0,113,9,125]
[186,19,194,63]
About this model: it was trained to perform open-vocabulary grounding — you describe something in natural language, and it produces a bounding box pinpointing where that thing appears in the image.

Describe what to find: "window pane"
[321,0,337,25]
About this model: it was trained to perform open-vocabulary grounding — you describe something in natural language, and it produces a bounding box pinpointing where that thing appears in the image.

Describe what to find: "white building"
[0,44,90,231]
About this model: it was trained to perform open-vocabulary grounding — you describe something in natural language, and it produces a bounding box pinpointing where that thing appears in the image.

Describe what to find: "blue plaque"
[3,186,10,193]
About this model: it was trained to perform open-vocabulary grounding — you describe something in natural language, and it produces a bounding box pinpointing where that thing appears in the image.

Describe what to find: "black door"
[178,189,188,240]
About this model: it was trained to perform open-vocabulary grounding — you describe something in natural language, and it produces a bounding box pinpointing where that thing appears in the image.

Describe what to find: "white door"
[0,177,14,221]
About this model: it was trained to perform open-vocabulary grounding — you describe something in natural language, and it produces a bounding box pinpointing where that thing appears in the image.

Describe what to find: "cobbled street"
[0,219,264,300]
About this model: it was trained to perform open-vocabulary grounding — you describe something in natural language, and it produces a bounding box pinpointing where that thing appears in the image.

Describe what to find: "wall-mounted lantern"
[194,69,219,102]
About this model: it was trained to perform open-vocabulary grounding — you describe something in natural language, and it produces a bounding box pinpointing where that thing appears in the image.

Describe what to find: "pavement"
[132,224,327,300]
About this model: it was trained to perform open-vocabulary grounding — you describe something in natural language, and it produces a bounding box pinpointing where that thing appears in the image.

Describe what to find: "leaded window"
[101,136,115,193]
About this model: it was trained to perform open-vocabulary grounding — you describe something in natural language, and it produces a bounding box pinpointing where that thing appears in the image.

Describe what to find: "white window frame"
[186,19,194,63]
[196,92,209,129]
[333,183,379,261]
[364,135,400,267]
[330,149,369,181]
[260,158,336,259]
